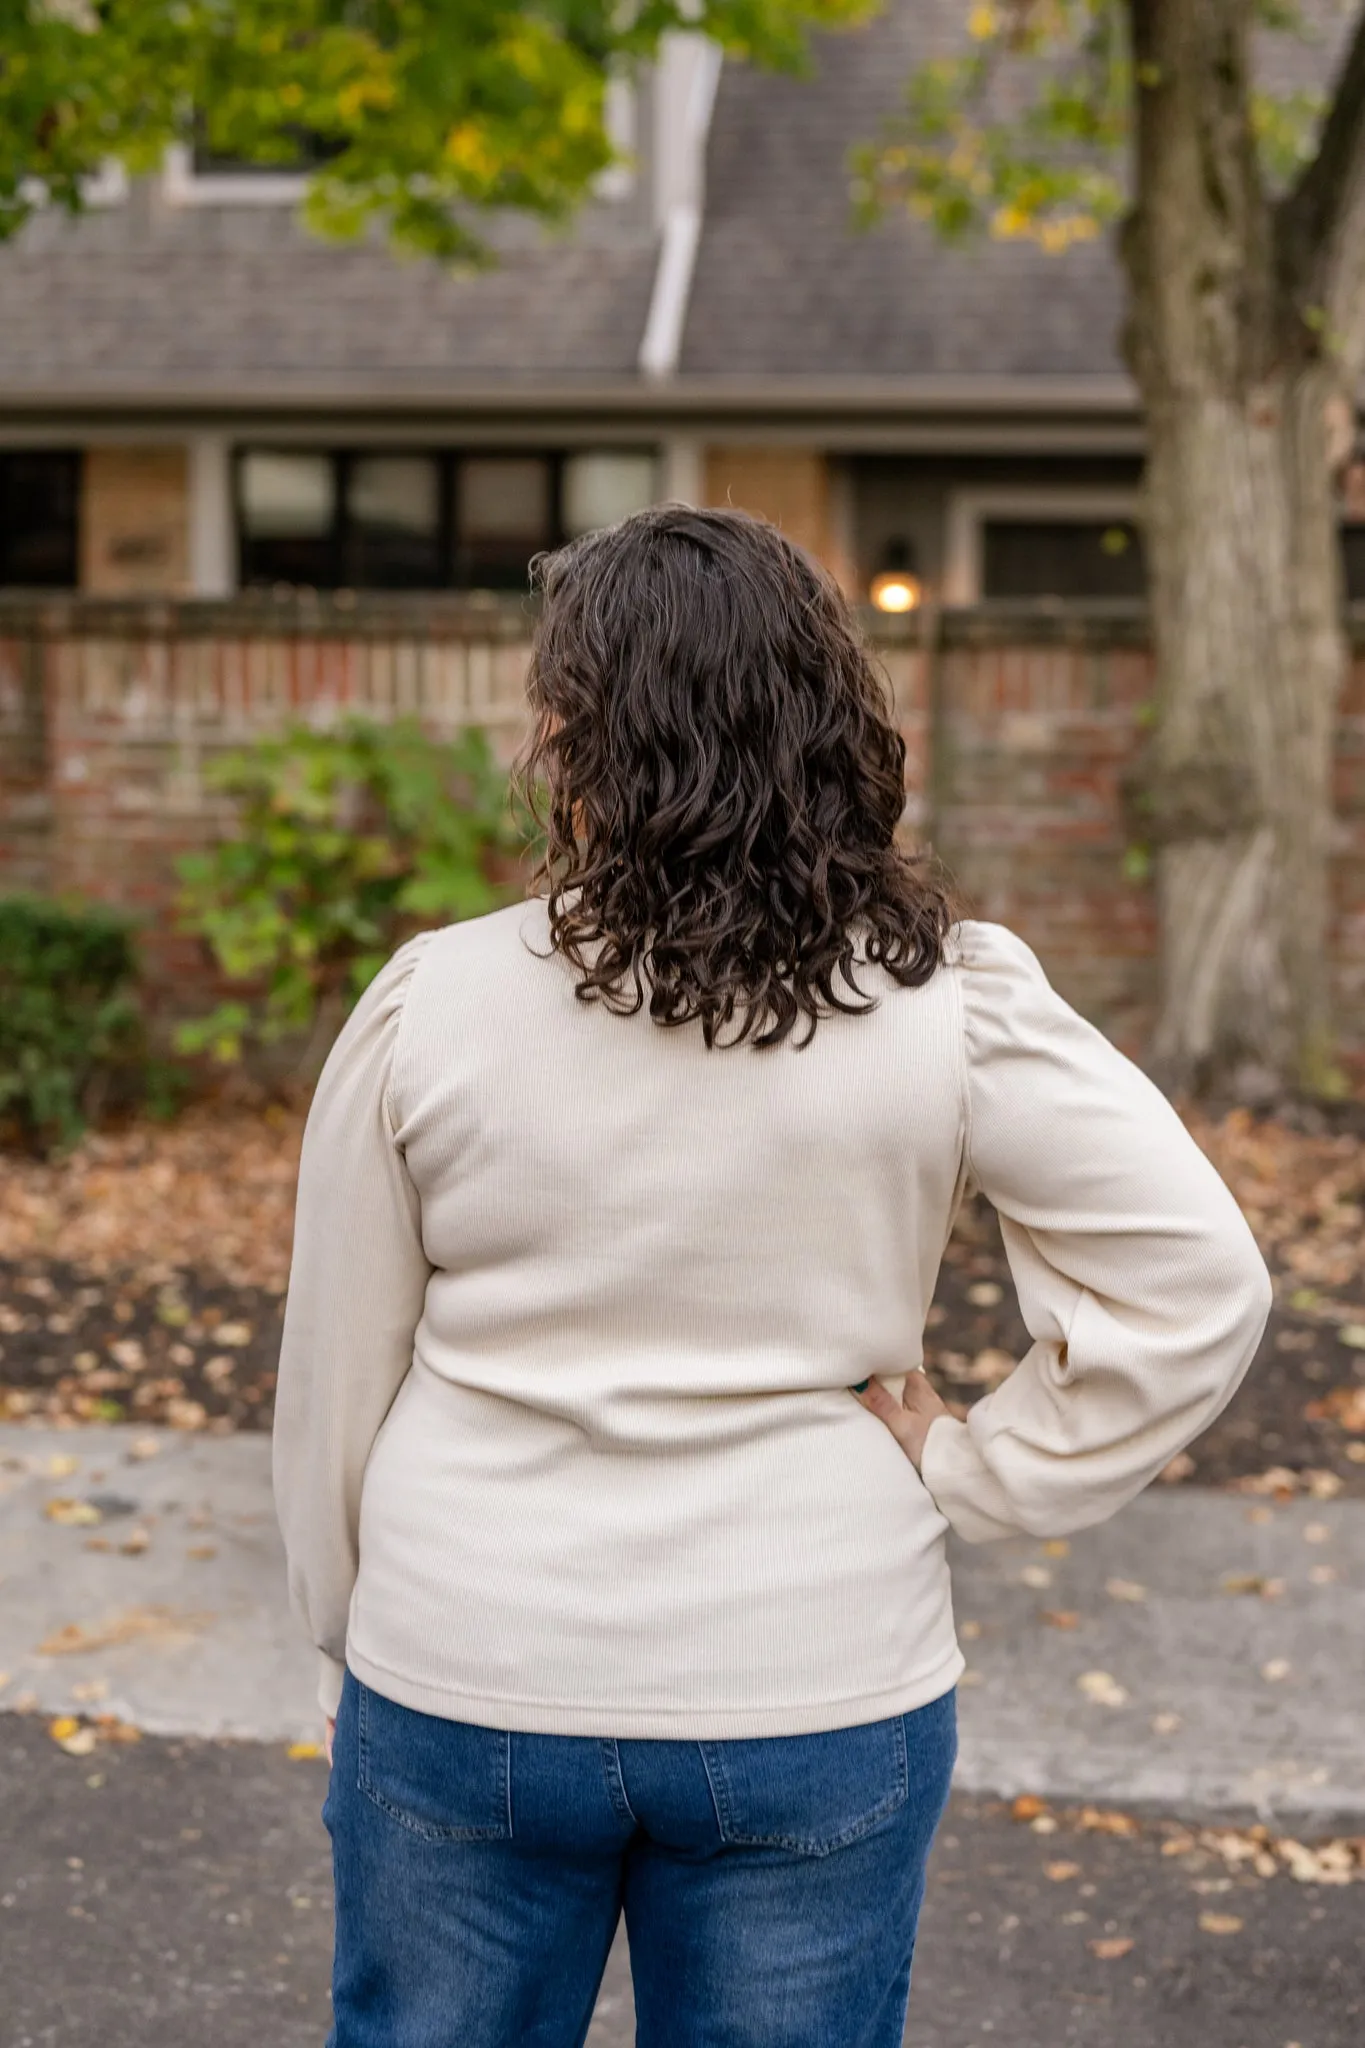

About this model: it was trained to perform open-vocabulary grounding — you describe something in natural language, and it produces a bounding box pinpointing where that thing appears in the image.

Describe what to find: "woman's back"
[274,506,1270,2048]
[275,898,1266,1738]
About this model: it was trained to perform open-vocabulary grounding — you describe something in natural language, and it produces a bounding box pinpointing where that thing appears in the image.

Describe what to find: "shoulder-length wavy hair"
[514,504,953,1048]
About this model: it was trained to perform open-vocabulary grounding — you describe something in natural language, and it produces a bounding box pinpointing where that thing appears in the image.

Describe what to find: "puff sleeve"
[918,923,1272,1543]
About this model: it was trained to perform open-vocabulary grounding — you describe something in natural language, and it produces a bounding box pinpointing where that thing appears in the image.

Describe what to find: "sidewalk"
[2,1420,1362,1823]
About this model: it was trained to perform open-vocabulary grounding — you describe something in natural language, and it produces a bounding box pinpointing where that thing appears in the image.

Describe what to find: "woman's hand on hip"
[855,1370,950,1472]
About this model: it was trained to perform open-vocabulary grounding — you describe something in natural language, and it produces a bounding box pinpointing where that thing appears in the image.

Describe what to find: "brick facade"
[2,596,1362,1074]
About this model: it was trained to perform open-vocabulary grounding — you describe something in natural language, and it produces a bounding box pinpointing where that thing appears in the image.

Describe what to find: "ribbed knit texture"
[273,903,1271,1734]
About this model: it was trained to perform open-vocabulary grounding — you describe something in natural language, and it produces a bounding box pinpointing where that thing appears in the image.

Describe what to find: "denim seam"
[696,1743,728,1839]
[599,1738,638,1826]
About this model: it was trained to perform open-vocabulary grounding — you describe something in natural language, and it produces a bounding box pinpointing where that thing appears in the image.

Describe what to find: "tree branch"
[1278,1,1365,375]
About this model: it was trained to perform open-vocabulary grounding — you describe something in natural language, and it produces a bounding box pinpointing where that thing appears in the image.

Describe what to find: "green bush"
[174,717,530,1064]
[0,896,145,1150]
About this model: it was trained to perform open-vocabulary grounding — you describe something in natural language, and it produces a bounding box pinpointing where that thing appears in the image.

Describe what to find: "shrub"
[0,896,145,1150]
[174,718,529,1064]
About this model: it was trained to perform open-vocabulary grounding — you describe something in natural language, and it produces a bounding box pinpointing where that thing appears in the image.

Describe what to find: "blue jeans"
[324,1671,957,2047]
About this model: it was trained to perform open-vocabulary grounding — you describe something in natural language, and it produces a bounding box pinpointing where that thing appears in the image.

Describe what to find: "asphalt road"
[1,1721,1360,2048]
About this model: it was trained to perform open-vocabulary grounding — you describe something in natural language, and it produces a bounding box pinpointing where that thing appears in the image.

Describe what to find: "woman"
[274,506,1271,2048]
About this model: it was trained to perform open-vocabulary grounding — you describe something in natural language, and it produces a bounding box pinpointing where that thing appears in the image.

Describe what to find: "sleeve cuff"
[317,1650,347,1719]
[918,1413,1022,1544]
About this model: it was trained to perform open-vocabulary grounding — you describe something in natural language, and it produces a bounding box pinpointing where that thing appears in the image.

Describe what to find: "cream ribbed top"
[273,902,1271,1735]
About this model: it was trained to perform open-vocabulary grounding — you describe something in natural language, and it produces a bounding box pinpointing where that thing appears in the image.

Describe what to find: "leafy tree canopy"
[0,0,870,259]
[852,1,1350,255]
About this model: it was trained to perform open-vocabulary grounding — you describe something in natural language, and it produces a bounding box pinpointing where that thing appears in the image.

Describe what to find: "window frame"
[233,446,666,593]
[942,488,1143,604]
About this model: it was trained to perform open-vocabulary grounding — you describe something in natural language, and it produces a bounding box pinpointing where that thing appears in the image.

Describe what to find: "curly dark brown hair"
[515,504,953,1048]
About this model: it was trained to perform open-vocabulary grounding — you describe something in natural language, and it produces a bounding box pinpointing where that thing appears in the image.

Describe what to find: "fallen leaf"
[1088,1937,1134,1959]
[1304,1470,1343,1500]
[1152,1712,1183,1735]
[1346,1442,1365,1464]
[126,1436,162,1461]
[1011,1795,1048,1822]
[1020,1565,1052,1589]
[1236,1467,1300,1499]
[1105,1577,1147,1603]
[1077,1670,1129,1707]
[107,1338,145,1371]
[1198,1913,1243,1935]
[1044,1860,1081,1882]
[1339,1323,1365,1349]
[1308,1564,1337,1584]
[186,1544,217,1561]
[1260,1658,1293,1682]
[965,1281,1003,1307]
[1041,1539,1070,1558]
[1079,1807,1139,1838]
[165,1399,209,1432]
[46,1455,79,1478]
[958,1620,981,1640]
[1030,1815,1059,1834]
[1302,1523,1331,1545]
[1159,1452,1196,1484]
[1041,1609,1080,1630]
[1221,1573,1284,1597]
[69,1678,109,1703]
[38,1605,208,1656]
[44,1498,102,1527]
[120,1528,150,1556]
[215,1321,254,1347]
[287,1740,323,1760]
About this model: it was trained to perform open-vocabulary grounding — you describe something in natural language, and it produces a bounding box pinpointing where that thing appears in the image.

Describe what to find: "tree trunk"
[1137,374,1344,1098]
[1123,0,1349,1100]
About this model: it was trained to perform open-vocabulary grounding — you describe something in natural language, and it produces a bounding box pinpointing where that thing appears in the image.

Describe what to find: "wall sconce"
[869,537,922,614]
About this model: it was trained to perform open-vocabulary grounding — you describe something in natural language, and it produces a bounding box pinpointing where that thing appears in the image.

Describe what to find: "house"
[0,5,1202,609]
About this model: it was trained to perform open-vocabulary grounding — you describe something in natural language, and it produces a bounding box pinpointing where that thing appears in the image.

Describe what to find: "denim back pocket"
[699,1713,909,1857]
[356,1681,512,1843]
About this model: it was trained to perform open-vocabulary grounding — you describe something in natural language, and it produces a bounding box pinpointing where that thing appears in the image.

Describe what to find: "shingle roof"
[683,0,1128,384]
[0,167,657,401]
[0,1,1348,407]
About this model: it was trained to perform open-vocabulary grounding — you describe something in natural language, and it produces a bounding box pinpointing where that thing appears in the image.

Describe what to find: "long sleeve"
[273,936,434,1716]
[919,922,1272,1544]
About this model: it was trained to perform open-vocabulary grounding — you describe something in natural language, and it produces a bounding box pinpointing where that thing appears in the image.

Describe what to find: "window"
[0,452,81,588]
[457,457,554,588]
[235,447,656,591]
[1342,526,1365,602]
[981,519,1146,600]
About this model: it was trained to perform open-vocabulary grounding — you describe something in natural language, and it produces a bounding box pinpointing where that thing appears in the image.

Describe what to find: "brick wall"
[2,595,1362,1073]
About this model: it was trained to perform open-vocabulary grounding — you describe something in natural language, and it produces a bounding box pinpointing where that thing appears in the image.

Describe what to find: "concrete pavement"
[1,1422,1363,1822]
[3,1721,1361,2048]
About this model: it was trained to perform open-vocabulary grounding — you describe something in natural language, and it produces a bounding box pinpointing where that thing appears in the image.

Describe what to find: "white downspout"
[638,35,722,382]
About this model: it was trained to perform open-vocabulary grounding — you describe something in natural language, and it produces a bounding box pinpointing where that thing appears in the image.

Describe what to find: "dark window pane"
[982,519,1146,600]
[0,452,81,587]
[345,456,443,589]
[238,451,338,588]
[456,456,554,588]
